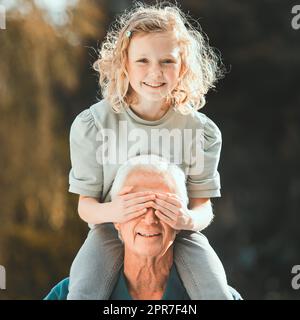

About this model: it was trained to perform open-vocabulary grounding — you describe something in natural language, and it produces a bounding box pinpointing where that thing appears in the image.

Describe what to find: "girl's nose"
[149,63,163,76]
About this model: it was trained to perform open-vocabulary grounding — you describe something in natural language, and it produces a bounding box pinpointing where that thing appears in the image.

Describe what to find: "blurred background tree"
[0,0,106,299]
[0,0,299,299]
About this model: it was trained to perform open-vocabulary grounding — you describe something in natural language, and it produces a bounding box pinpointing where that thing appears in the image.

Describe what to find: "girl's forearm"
[78,197,114,225]
[188,202,214,232]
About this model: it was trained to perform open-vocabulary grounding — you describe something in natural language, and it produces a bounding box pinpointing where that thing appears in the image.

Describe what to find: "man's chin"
[134,243,165,256]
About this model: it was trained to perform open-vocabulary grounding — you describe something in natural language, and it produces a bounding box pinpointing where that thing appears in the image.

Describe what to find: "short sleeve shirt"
[69,99,222,202]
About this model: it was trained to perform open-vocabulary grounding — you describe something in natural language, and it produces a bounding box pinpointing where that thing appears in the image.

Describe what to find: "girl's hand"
[110,186,157,223]
[153,192,192,231]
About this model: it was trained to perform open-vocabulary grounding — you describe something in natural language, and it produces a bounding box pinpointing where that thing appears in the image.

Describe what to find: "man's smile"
[136,232,162,238]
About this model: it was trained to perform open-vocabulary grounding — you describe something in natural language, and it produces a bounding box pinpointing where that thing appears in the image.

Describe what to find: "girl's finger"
[125,194,156,207]
[124,208,148,222]
[154,193,181,207]
[154,210,173,224]
[117,185,134,196]
[155,198,179,213]
[154,203,176,220]
[122,191,155,200]
[125,201,156,215]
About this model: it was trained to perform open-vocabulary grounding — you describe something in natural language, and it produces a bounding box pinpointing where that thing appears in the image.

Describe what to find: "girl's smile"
[143,82,166,89]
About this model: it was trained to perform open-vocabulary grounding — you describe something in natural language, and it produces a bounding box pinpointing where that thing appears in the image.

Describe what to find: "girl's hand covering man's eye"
[110,186,156,223]
[153,192,192,230]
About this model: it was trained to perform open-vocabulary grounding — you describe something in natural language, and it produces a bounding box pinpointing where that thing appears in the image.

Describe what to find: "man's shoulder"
[44,278,69,300]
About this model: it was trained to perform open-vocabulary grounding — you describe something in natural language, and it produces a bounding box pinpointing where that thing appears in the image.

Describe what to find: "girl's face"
[126,31,183,106]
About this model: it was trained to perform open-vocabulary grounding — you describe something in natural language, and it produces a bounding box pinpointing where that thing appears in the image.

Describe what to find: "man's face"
[115,170,177,258]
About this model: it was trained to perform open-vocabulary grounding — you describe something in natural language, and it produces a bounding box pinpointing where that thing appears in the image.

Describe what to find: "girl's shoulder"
[70,99,112,140]
[89,98,116,125]
[72,98,119,130]
[177,104,221,138]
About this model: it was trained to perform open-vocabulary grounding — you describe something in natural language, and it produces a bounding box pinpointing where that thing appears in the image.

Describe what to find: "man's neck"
[123,249,173,300]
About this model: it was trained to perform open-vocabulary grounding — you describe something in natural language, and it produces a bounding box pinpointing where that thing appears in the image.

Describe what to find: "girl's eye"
[136,59,174,64]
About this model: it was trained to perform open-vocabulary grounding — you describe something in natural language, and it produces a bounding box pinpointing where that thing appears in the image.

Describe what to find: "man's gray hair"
[110,154,188,205]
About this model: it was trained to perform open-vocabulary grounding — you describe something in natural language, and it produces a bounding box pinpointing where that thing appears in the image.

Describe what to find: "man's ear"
[114,223,120,231]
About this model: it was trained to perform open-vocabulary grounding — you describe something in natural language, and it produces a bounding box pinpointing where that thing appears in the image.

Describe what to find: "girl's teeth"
[144,83,164,88]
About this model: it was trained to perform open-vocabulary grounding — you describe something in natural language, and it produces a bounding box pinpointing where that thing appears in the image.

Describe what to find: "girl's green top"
[69,99,222,203]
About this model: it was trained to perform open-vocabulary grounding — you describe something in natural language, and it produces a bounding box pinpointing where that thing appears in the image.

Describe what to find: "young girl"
[68,2,232,299]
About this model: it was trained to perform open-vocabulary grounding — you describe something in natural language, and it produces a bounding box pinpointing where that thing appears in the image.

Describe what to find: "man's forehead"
[126,171,174,193]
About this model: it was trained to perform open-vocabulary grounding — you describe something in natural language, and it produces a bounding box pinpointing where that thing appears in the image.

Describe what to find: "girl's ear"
[114,223,120,231]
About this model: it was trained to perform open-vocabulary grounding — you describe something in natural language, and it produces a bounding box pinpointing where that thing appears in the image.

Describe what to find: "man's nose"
[143,207,159,224]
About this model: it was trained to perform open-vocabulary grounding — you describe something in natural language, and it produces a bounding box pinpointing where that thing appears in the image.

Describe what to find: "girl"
[68,2,232,299]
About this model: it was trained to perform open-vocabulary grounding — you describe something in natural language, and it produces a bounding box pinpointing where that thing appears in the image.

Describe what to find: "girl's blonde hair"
[93,1,225,114]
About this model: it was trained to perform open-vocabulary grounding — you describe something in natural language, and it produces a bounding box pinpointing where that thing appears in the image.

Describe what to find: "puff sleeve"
[186,116,222,198]
[68,109,103,198]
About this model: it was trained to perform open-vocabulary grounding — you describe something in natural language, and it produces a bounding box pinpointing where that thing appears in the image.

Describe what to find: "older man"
[45,155,241,300]
[110,161,187,299]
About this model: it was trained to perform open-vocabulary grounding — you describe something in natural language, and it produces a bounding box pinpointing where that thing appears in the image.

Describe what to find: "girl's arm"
[77,188,157,225]
[78,195,113,225]
[188,197,214,231]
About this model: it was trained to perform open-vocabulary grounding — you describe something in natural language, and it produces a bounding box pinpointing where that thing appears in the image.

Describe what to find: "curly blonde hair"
[93,1,225,114]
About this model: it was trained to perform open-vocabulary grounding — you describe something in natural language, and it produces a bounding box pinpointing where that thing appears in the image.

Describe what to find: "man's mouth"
[137,232,162,238]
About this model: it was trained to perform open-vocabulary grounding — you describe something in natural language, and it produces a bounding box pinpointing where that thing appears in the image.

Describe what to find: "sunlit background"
[0,0,299,300]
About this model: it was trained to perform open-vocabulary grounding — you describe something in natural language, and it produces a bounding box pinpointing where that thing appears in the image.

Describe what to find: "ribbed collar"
[124,105,175,126]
